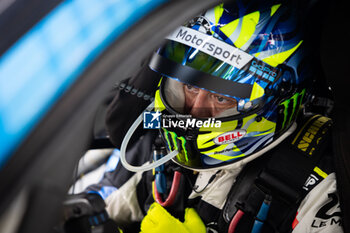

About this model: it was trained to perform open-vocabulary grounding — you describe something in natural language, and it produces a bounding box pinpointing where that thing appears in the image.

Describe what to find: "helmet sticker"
[213,129,246,145]
[166,26,253,69]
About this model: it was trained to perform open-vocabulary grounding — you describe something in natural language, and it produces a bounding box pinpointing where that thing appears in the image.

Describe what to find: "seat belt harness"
[220,114,333,233]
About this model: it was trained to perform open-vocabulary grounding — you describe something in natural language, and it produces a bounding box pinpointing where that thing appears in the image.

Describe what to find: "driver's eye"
[184,84,199,94]
[216,96,226,103]
[211,94,236,106]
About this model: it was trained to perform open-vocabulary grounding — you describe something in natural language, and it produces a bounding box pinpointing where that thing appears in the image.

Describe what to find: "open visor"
[149,26,284,116]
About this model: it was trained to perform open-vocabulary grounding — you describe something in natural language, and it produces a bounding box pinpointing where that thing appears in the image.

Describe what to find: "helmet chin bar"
[120,101,178,172]
[120,100,297,173]
[172,122,297,172]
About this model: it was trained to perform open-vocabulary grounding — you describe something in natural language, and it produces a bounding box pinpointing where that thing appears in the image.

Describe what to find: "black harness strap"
[219,114,333,233]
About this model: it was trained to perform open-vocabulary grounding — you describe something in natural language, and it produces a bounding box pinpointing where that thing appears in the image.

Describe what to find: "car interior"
[0,0,349,233]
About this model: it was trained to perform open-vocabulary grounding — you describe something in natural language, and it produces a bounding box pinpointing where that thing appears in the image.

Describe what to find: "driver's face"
[183,84,237,118]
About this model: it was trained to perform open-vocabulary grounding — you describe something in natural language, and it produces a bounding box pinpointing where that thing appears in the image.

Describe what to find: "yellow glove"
[140,202,206,233]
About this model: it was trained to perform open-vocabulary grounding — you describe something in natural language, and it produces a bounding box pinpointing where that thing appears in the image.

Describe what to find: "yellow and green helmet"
[148,1,311,170]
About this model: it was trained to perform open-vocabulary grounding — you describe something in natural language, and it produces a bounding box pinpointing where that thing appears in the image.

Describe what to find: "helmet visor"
[162,78,240,118]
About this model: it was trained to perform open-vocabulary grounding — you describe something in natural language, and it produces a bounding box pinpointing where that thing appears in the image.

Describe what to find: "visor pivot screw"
[244,101,252,110]
[238,99,245,107]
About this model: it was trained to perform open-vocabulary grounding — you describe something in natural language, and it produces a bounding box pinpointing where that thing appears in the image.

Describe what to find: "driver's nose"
[185,90,215,118]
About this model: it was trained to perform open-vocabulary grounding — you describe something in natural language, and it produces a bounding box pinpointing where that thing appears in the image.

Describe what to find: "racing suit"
[86,129,343,233]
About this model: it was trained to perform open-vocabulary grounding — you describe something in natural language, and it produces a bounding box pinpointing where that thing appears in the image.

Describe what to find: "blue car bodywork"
[0,0,167,168]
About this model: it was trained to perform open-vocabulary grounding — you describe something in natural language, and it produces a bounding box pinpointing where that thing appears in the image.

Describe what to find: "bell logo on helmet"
[213,130,246,145]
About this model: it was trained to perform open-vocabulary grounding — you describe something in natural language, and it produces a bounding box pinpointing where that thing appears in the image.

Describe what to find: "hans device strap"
[219,114,333,233]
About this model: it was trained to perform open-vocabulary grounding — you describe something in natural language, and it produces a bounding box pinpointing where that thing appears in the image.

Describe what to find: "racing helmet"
[149,1,311,170]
